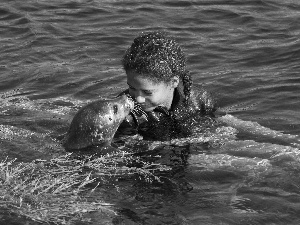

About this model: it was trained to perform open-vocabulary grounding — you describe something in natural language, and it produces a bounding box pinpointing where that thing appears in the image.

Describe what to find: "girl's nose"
[136,95,145,103]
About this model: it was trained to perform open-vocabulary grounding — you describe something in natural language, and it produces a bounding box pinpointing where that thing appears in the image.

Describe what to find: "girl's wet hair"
[122,32,192,103]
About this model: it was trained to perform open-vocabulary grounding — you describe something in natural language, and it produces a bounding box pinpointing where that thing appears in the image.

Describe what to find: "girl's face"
[126,70,179,112]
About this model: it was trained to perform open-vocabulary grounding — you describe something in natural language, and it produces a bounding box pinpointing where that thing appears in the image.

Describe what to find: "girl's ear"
[170,76,180,88]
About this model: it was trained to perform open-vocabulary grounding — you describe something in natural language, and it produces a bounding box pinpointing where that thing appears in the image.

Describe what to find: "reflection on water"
[1,0,300,224]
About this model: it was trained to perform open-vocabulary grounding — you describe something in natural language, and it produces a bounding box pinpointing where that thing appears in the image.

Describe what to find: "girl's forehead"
[126,71,166,88]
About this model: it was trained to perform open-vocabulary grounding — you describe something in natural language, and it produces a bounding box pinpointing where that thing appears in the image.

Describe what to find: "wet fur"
[63,95,133,151]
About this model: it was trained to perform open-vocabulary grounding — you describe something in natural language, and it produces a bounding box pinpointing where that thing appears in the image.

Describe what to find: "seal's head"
[63,94,134,151]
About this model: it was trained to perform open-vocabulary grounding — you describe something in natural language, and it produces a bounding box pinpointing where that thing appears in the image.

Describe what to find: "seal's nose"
[124,94,134,110]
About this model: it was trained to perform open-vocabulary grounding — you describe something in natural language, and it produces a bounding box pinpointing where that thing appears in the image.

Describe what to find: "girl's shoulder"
[190,85,217,115]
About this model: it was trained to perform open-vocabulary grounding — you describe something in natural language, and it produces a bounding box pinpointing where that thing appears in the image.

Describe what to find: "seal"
[63,94,134,151]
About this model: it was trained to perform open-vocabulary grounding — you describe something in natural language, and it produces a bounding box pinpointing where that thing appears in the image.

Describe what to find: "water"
[0,0,300,224]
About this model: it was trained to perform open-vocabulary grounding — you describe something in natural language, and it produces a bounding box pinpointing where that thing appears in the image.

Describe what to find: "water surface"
[0,0,300,224]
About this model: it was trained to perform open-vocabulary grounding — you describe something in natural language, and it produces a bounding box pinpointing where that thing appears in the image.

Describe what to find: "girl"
[117,32,217,141]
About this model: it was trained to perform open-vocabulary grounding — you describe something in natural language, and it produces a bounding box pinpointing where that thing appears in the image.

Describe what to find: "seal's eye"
[113,105,118,114]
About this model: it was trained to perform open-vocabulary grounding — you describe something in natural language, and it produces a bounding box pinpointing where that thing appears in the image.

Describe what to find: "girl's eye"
[143,90,153,95]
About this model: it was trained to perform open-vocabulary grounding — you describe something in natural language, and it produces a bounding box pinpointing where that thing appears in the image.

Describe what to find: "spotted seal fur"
[63,94,134,151]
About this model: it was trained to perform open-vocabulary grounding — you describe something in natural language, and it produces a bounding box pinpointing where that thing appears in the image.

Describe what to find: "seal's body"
[63,95,134,151]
